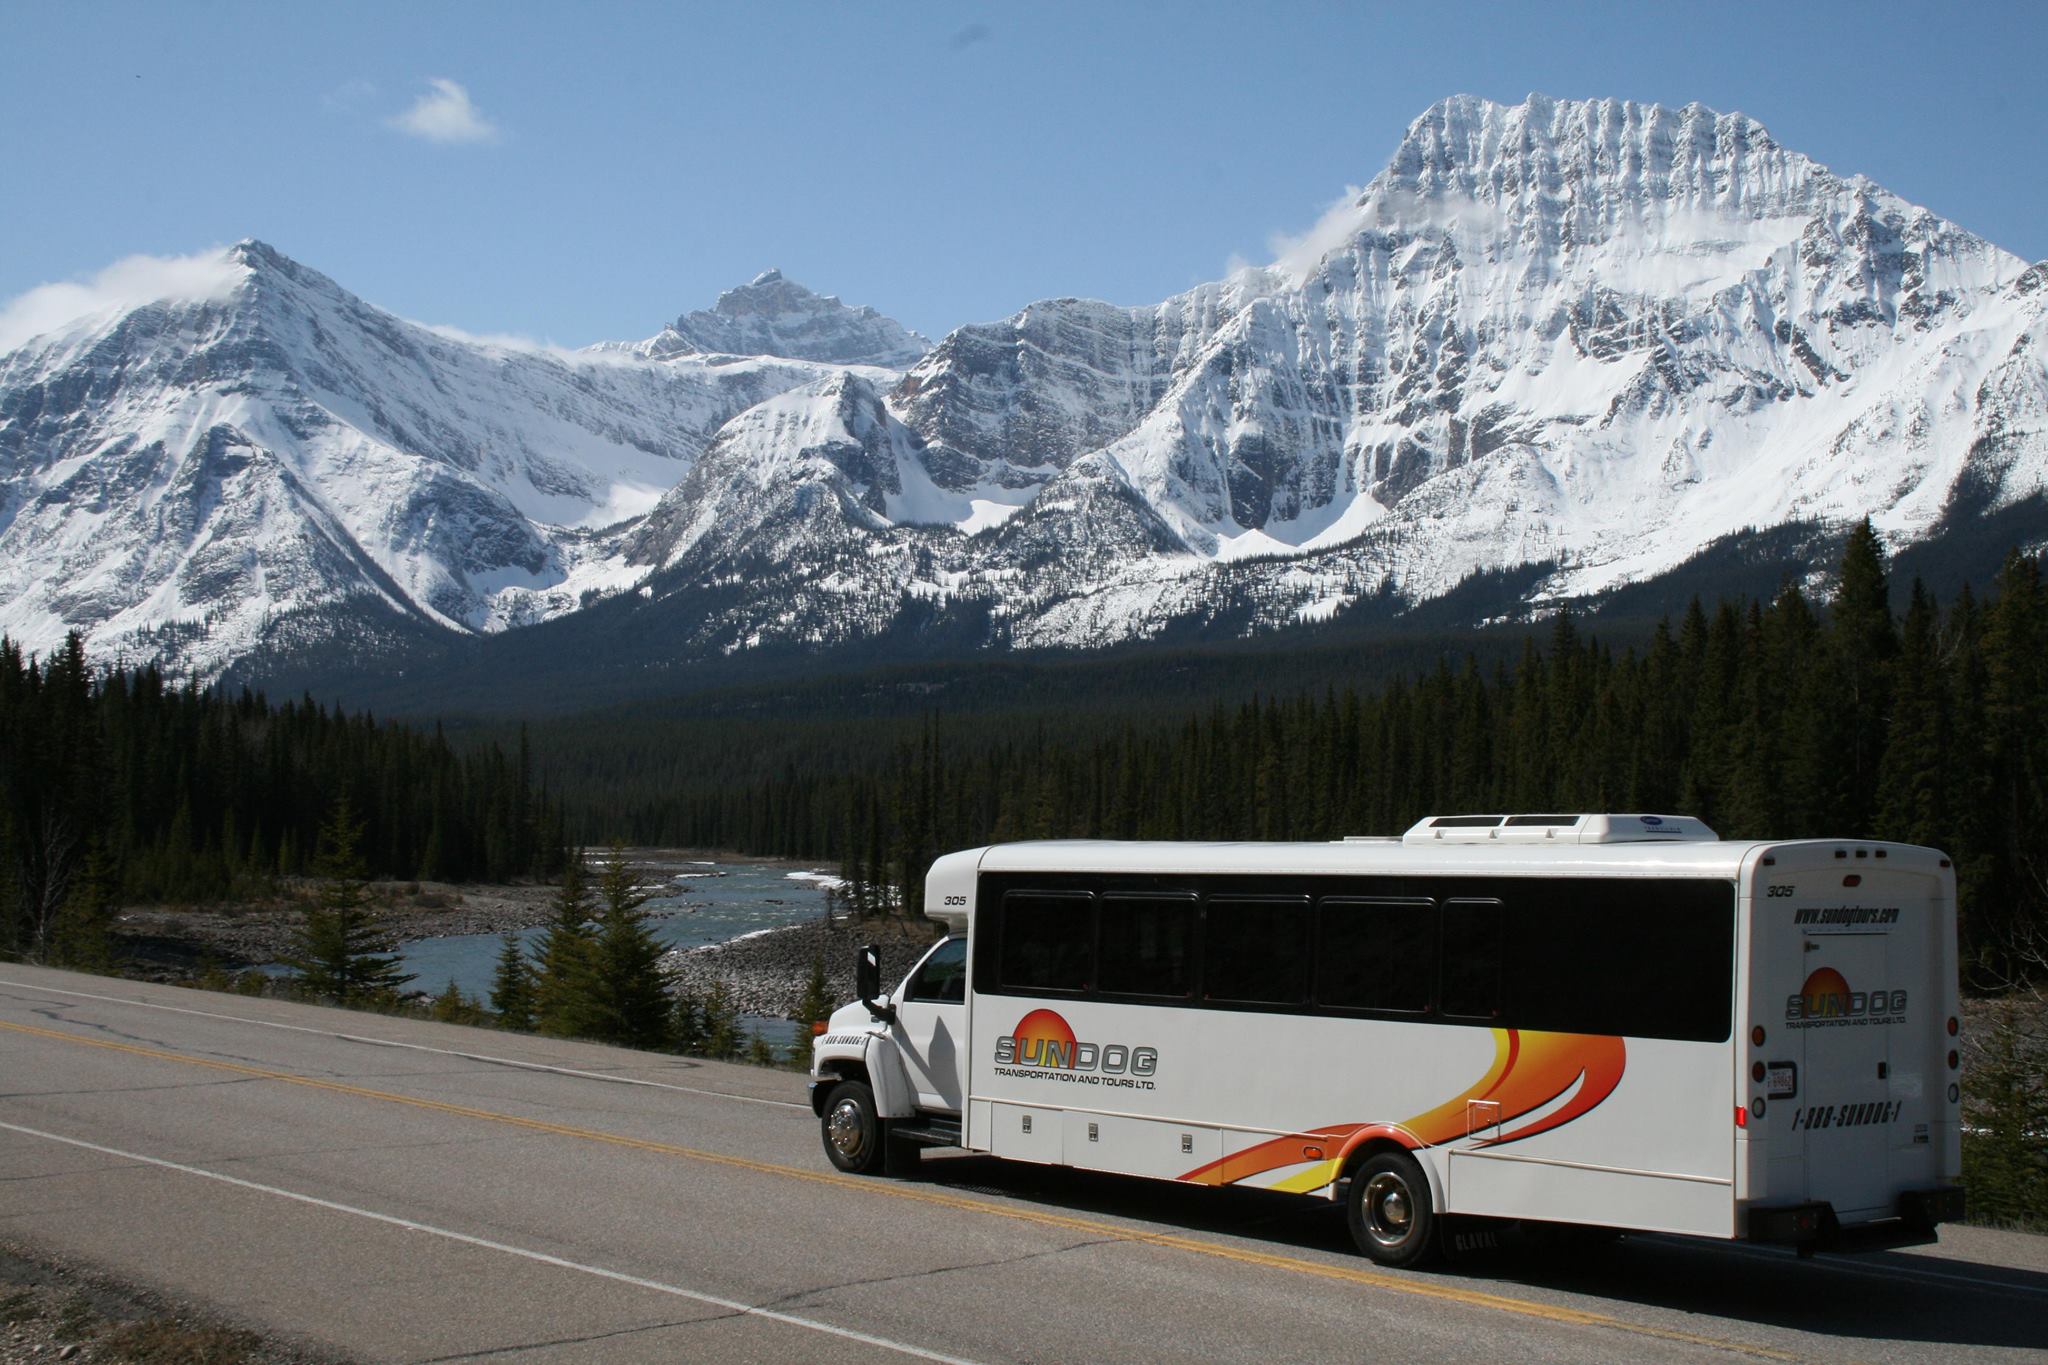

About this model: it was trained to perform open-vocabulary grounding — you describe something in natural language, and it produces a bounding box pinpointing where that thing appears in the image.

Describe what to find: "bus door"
[894,937,968,1112]
[1788,928,1896,1219]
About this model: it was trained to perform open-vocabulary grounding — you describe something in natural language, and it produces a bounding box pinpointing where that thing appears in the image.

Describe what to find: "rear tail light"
[1947,1016,1959,1036]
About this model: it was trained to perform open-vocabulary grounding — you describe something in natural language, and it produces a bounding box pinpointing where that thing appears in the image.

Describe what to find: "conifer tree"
[670,984,706,1055]
[534,850,600,1037]
[431,978,481,1023]
[489,931,537,1031]
[48,842,115,971]
[282,797,413,1004]
[1875,580,1949,846]
[791,956,834,1069]
[587,842,671,1049]
[702,980,741,1060]
[1961,995,2048,1228]
[1830,519,1899,831]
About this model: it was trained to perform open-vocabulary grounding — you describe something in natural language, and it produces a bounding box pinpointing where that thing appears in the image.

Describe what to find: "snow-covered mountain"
[630,269,931,367]
[621,93,2047,656]
[0,244,866,666]
[5,94,2045,685]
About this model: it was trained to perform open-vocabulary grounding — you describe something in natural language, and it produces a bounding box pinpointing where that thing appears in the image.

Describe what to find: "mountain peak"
[655,271,931,367]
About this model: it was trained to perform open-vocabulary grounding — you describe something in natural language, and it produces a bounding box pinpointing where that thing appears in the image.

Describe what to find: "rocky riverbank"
[663,913,946,1019]
[111,881,560,978]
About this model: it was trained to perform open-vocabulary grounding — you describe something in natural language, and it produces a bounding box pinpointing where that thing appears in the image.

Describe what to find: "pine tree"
[587,842,671,1049]
[534,850,600,1037]
[489,931,537,1031]
[702,980,741,1060]
[282,797,413,1004]
[1829,519,1899,831]
[48,842,116,971]
[670,984,707,1055]
[431,978,481,1024]
[1961,995,2048,1228]
[1875,580,1949,847]
[790,956,834,1069]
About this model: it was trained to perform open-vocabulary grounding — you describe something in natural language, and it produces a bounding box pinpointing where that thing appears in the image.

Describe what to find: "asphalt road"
[2,963,2044,1363]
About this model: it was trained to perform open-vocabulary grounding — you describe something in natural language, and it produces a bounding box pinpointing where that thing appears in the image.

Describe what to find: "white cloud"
[322,77,380,113]
[1265,187,1370,282]
[0,248,246,354]
[416,320,581,359]
[389,78,498,145]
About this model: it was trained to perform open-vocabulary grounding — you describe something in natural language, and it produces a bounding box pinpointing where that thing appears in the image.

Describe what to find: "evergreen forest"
[0,635,565,962]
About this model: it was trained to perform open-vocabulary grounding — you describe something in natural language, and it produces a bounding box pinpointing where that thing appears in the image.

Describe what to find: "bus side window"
[1440,899,1504,1020]
[1316,898,1435,1013]
[1098,894,1195,998]
[1203,896,1310,1004]
[999,891,1093,993]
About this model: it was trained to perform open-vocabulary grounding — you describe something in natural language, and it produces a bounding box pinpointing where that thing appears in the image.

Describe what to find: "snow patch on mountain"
[635,269,931,367]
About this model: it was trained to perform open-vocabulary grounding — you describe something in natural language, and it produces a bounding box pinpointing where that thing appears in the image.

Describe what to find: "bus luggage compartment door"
[1061,1111,1221,1180]
[989,1103,1066,1166]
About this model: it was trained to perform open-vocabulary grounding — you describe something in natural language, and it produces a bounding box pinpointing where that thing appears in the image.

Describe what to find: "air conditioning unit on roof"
[1399,814,1717,845]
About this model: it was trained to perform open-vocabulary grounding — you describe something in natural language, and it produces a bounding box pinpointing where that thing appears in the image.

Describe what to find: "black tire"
[821,1080,885,1174]
[1346,1150,1438,1267]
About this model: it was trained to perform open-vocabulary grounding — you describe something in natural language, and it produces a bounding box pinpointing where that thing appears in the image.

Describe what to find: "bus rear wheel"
[821,1080,885,1174]
[1347,1151,1438,1267]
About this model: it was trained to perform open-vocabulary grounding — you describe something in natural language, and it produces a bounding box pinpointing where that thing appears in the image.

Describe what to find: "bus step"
[892,1116,963,1147]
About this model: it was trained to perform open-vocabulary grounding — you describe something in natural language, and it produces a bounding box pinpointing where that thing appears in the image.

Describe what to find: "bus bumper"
[1748,1186,1964,1254]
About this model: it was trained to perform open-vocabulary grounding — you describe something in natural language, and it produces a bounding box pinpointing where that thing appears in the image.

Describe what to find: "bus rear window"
[1317,898,1435,1013]
[1000,891,1093,993]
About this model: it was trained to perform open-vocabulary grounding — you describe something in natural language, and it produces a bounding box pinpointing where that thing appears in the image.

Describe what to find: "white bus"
[809,814,1965,1265]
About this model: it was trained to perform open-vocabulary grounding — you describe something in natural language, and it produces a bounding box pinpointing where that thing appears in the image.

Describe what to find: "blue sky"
[3,1,2044,347]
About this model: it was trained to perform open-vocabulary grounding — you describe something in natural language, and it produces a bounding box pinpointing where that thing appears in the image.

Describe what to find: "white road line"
[0,1118,973,1364]
[0,977,809,1111]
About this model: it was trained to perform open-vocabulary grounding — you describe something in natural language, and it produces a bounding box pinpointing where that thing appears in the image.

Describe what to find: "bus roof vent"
[1401,814,1717,845]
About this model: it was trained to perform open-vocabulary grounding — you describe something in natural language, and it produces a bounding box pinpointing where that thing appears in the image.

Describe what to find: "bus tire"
[821,1079,886,1174]
[1347,1150,1438,1267]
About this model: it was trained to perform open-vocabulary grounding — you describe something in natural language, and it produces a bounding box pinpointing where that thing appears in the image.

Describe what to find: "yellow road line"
[0,1017,1795,1361]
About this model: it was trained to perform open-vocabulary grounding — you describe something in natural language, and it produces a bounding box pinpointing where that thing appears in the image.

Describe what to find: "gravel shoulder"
[1,1238,345,1365]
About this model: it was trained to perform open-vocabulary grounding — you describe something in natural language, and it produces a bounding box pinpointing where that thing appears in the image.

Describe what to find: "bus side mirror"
[857,944,895,1023]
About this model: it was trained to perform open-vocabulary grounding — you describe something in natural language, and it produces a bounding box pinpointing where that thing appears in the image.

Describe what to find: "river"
[397,854,841,1047]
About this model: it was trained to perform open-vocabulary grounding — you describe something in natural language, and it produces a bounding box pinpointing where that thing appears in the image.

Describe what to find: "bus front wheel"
[1347,1151,1438,1267]
[821,1080,885,1174]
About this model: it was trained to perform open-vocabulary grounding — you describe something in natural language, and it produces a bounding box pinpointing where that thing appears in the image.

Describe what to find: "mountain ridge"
[3,94,2044,692]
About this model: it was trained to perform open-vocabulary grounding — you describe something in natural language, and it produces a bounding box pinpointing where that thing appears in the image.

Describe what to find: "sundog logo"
[1786,968,1907,1028]
[993,1009,1159,1088]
